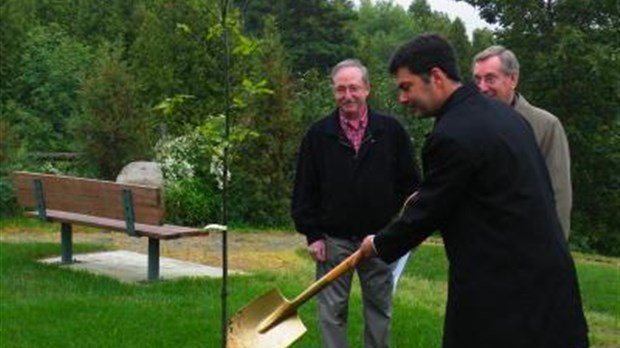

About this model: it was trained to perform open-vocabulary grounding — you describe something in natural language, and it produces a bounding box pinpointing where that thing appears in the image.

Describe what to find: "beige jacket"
[514,94,572,238]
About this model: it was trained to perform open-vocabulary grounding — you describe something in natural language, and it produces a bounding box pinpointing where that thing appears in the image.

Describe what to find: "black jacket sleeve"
[374,131,475,263]
[291,130,324,244]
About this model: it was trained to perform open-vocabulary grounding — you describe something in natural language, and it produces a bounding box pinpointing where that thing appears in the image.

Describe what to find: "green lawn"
[0,239,618,347]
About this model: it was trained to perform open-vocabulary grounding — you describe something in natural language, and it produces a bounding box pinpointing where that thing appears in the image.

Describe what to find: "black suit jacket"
[374,84,588,348]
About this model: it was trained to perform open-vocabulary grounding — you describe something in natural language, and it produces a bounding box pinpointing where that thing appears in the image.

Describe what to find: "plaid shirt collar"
[339,104,368,152]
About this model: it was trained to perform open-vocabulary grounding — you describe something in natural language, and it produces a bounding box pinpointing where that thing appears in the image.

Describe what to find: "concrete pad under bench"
[40,250,243,283]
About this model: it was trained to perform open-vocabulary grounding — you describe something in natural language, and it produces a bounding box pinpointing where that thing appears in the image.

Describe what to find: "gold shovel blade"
[227,289,307,348]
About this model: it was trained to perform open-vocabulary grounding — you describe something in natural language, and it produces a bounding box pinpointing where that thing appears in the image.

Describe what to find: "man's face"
[332,66,370,118]
[473,55,518,105]
[394,67,440,118]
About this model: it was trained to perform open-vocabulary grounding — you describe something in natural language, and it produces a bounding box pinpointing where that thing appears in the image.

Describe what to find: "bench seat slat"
[27,210,207,240]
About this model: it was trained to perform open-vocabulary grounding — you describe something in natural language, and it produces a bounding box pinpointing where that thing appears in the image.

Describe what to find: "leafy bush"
[164,177,220,227]
[155,130,221,226]
[0,177,19,218]
[0,118,25,217]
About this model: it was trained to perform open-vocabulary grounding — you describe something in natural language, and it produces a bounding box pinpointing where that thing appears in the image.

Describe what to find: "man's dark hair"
[389,33,461,82]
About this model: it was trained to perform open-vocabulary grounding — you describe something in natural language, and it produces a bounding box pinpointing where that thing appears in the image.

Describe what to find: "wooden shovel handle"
[289,249,362,308]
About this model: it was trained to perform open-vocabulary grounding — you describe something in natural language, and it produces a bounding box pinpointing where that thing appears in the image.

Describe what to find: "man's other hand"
[308,239,327,262]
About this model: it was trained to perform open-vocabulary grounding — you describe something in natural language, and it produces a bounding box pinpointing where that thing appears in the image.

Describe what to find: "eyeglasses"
[333,85,365,94]
[474,73,513,86]
[474,74,500,85]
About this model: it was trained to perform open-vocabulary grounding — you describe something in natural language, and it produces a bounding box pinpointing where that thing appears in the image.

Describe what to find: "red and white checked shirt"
[339,104,368,153]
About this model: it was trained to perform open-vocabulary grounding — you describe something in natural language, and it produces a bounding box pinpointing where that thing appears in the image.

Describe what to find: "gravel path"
[0,226,307,272]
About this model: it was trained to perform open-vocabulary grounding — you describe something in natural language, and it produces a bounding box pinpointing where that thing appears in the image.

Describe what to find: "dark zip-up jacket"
[292,108,421,244]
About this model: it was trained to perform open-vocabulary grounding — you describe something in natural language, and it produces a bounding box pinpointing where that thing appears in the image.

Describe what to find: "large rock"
[116,161,163,188]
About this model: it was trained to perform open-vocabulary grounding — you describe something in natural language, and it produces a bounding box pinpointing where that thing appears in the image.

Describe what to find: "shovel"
[227,250,362,348]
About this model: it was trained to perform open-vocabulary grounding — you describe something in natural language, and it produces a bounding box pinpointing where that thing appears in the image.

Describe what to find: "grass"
[0,231,618,347]
[0,242,322,347]
[0,216,59,232]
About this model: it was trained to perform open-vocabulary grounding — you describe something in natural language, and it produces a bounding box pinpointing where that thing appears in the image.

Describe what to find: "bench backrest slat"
[13,171,165,225]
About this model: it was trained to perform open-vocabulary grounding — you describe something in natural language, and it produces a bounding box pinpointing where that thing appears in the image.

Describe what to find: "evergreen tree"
[230,17,299,225]
[72,43,152,179]
[244,0,358,73]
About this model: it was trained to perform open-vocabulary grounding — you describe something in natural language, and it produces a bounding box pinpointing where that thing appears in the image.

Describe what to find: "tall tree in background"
[243,0,358,73]
[446,18,471,81]
[130,0,225,135]
[72,43,152,179]
[229,17,300,225]
[353,0,417,118]
[408,0,452,33]
[0,0,37,104]
[408,0,473,80]
[354,0,417,70]
[7,25,93,152]
[30,0,138,49]
[470,27,495,57]
[460,0,620,254]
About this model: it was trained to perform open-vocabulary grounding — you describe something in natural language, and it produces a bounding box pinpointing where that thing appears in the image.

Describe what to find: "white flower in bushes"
[209,155,230,190]
[155,135,197,183]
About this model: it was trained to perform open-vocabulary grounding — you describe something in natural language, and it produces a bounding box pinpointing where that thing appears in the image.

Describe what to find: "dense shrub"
[164,177,220,227]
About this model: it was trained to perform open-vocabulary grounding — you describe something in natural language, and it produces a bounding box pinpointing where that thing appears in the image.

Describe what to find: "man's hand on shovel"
[359,235,378,259]
[359,191,419,261]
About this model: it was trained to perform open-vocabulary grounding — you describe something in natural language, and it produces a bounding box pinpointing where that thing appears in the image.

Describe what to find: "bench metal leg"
[60,223,73,264]
[147,238,160,281]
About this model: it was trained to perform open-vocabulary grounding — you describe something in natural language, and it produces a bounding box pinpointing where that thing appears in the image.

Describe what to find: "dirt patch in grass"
[0,226,308,272]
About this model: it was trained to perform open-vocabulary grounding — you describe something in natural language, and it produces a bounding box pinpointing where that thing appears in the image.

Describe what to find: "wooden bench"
[12,171,209,282]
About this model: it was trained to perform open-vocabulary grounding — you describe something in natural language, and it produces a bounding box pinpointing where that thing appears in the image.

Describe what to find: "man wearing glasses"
[473,45,572,238]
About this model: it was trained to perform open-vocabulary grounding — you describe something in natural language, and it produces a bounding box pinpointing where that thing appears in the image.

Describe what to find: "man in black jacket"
[359,34,589,348]
[292,58,420,348]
